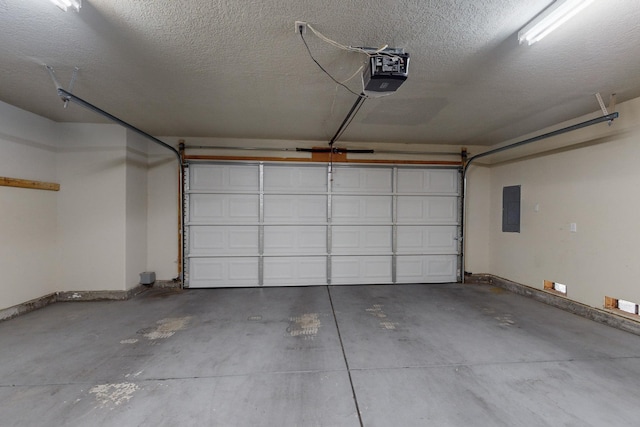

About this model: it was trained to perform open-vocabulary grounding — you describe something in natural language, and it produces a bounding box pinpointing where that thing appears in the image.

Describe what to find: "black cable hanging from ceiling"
[299,31,365,99]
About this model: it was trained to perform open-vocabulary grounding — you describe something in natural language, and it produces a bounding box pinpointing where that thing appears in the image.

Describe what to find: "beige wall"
[0,102,154,310]
[56,123,128,291]
[0,102,58,309]
[125,131,150,290]
[146,145,180,279]
[486,97,640,309]
[463,164,490,274]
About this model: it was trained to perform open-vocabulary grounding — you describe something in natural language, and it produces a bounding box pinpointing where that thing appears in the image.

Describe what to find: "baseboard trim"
[468,274,640,336]
[0,293,58,322]
[153,279,182,289]
[57,285,148,302]
[1,285,150,322]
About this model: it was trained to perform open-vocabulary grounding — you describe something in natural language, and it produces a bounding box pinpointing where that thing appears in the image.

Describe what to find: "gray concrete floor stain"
[1,283,640,426]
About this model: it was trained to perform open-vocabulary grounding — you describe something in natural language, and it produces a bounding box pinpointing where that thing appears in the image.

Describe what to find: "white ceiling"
[1,0,639,146]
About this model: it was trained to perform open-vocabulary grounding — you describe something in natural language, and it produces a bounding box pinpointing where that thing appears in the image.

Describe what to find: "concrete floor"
[2,283,640,426]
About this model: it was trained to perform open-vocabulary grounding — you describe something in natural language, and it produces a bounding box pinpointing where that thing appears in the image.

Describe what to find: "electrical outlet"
[295,21,307,34]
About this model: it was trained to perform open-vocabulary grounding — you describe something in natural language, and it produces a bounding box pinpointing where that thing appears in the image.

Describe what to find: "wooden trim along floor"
[0,285,150,322]
[467,274,640,337]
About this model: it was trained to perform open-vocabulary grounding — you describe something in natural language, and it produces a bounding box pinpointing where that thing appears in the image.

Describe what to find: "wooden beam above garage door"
[183,155,461,166]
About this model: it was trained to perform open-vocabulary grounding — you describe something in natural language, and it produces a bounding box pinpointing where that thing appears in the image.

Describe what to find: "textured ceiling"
[1,0,639,146]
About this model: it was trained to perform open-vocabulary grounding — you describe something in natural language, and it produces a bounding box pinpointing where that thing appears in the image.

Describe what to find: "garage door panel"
[264,195,326,223]
[190,164,258,192]
[190,194,259,224]
[189,257,259,287]
[332,196,391,223]
[264,166,327,192]
[397,226,457,254]
[264,226,326,254]
[333,167,392,192]
[397,169,458,194]
[186,164,460,287]
[397,196,457,224]
[263,257,326,285]
[332,256,392,284]
[396,255,457,283]
[332,226,391,254]
[190,226,258,256]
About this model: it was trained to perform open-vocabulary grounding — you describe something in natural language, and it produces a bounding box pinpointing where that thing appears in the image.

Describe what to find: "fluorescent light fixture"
[49,0,81,12]
[518,0,595,45]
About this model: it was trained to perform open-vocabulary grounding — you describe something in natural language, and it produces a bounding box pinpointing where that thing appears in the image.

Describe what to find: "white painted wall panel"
[264,195,327,223]
[263,257,326,285]
[190,194,259,223]
[264,165,326,192]
[397,169,459,194]
[397,226,458,254]
[189,257,259,287]
[332,196,392,223]
[332,256,392,284]
[190,226,258,255]
[191,164,258,191]
[264,226,326,254]
[333,167,392,192]
[332,226,392,254]
[397,196,458,224]
[396,255,457,283]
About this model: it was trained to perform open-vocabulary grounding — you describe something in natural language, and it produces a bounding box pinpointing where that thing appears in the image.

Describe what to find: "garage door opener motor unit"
[362,48,409,92]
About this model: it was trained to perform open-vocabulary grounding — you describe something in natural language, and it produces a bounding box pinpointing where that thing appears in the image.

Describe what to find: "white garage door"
[184,162,460,288]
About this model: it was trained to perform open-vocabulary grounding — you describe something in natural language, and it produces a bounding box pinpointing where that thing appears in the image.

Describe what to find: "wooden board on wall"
[0,177,60,191]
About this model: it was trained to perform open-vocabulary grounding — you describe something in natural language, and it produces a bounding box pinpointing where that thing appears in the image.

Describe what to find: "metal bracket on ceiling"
[45,65,80,109]
[595,92,617,126]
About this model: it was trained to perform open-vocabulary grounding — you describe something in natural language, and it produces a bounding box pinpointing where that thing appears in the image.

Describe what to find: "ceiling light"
[49,0,81,12]
[518,0,595,45]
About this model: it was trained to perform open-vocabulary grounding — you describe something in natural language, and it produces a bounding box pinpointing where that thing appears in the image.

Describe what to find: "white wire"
[307,24,369,55]
[340,64,365,84]
[306,23,397,59]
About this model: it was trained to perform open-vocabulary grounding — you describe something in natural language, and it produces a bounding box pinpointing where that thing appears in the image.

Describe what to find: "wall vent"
[544,280,567,295]
[605,296,639,316]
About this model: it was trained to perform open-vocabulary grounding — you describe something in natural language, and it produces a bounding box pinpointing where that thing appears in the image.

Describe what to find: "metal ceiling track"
[329,93,366,147]
[460,110,620,283]
[46,66,181,162]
